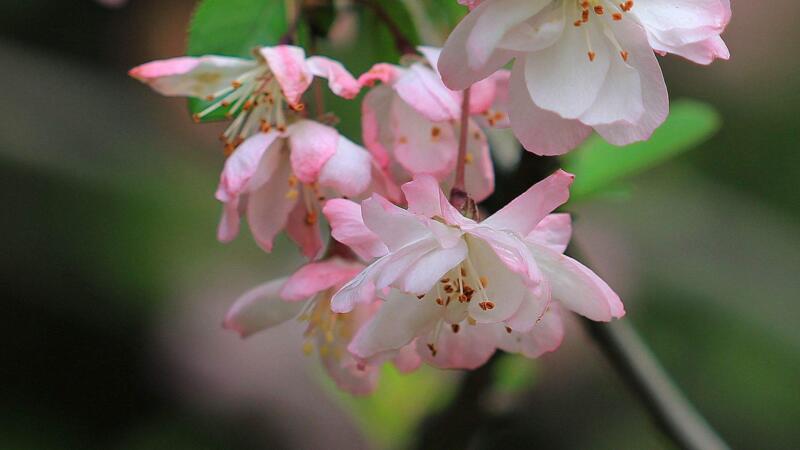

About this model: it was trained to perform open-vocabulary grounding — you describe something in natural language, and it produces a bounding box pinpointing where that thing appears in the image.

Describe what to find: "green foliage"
[186,0,289,120]
[563,100,721,201]
[326,365,455,449]
[492,353,538,394]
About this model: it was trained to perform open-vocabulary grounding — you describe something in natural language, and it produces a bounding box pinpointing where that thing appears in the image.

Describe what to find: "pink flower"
[439,0,731,155]
[215,119,397,259]
[328,170,624,368]
[359,47,508,202]
[223,258,420,396]
[130,45,360,153]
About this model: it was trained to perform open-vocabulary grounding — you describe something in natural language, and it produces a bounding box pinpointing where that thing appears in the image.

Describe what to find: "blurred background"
[1,1,798,449]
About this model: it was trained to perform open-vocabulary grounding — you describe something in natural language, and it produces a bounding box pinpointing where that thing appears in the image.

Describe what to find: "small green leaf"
[562,100,721,201]
[186,0,289,120]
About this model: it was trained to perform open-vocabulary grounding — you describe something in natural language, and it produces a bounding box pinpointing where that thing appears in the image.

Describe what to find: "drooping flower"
[223,257,420,395]
[129,45,360,154]
[359,47,510,202]
[439,0,731,155]
[327,171,624,368]
[215,119,398,259]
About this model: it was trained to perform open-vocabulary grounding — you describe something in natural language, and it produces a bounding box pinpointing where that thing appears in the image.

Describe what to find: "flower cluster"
[130,0,729,395]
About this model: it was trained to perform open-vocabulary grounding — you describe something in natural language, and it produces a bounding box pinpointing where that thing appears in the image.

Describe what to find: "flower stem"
[450,87,476,216]
[581,318,730,450]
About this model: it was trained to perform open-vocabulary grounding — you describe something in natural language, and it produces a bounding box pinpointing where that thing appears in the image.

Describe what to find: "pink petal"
[507,63,592,156]
[287,120,339,184]
[318,136,372,197]
[392,343,422,373]
[361,194,431,252]
[361,85,395,169]
[438,0,518,91]
[483,169,574,236]
[245,154,297,253]
[524,23,611,120]
[463,233,537,323]
[357,63,402,87]
[223,278,303,338]
[529,241,625,321]
[390,99,458,178]
[419,323,497,370]
[497,304,564,358]
[348,290,440,360]
[393,241,468,295]
[401,175,469,226]
[258,45,313,106]
[285,198,323,260]
[526,213,572,254]
[465,0,550,71]
[129,55,256,98]
[280,259,363,301]
[306,56,361,99]
[215,131,282,201]
[322,199,388,260]
[217,199,242,243]
[394,63,461,122]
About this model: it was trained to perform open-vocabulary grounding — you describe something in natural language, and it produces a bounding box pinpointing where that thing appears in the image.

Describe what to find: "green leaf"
[562,100,721,201]
[186,0,289,120]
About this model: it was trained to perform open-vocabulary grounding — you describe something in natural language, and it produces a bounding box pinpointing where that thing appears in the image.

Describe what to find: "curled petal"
[307,56,361,99]
[259,45,313,106]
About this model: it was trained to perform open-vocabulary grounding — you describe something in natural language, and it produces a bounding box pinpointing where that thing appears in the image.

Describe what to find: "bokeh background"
[2,1,798,449]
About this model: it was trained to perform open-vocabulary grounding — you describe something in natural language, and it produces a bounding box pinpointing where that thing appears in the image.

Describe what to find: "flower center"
[424,257,493,356]
[286,175,324,225]
[571,0,634,62]
[192,63,305,156]
[297,293,351,360]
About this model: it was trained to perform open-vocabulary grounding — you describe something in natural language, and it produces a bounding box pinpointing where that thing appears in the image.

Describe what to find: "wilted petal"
[129,55,257,98]
[306,56,361,99]
[223,278,302,337]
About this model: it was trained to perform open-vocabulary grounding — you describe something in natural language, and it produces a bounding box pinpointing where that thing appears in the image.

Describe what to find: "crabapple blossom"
[223,257,420,395]
[129,45,360,155]
[359,46,509,202]
[439,0,731,155]
[328,170,624,366]
[215,119,397,259]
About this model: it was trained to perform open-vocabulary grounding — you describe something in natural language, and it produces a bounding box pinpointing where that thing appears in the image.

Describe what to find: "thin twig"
[353,0,417,55]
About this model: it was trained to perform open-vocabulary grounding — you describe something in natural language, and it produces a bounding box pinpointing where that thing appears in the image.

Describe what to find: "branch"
[581,318,730,450]
[353,0,417,56]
